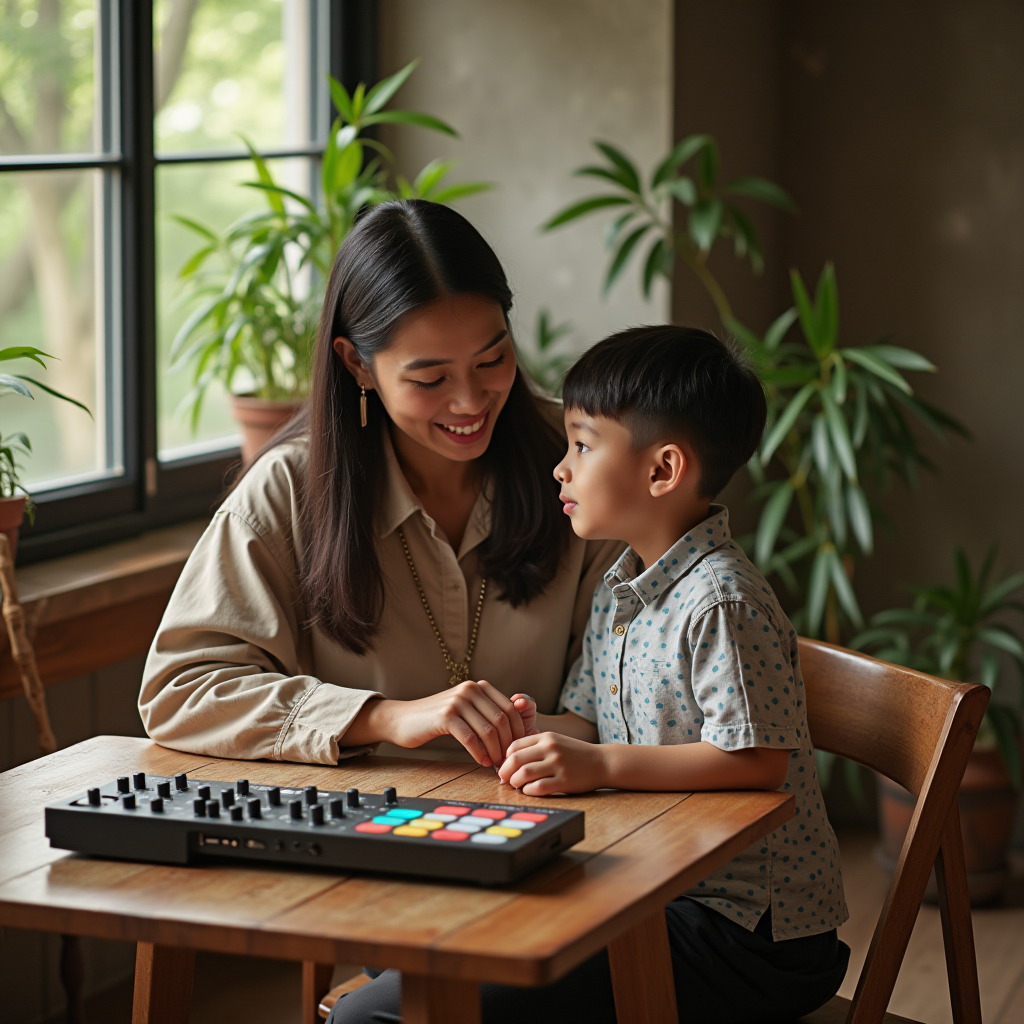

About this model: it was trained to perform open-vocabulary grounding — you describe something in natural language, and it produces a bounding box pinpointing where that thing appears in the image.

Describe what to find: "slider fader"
[45,772,585,885]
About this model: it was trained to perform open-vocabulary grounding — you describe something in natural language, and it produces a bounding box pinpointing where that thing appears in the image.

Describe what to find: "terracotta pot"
[876,748,1018,905]
[229,395,303,464]
[0,495,28,563]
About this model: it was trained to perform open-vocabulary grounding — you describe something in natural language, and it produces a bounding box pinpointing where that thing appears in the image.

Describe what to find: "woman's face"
[335,294,517,463]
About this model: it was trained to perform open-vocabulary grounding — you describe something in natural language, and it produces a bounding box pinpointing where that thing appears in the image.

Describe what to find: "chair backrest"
[798,638,989,1024]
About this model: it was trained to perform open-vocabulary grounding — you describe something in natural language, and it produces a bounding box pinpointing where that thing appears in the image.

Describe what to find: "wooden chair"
[795,638,988,1024]
[311,638,990,1024]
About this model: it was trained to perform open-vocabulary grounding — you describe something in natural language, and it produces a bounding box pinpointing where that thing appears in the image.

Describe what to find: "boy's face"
[553,409,653,541]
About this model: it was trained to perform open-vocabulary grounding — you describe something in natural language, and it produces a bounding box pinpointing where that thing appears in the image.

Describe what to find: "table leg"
[403,973,481,1024]
[131,942,196,1024]
[59,934,87,1024]
[302,960,336,1023]
[608,908,678,1024]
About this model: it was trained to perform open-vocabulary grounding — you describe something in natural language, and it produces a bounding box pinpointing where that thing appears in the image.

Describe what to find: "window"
[0,0,375,562]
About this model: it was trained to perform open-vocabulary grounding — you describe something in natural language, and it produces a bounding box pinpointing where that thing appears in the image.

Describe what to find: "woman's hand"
[351,680,525,766]
[509,693,539,736]
[497,732,607,796]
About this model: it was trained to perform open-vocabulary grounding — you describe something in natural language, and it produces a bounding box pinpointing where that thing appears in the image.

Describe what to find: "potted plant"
[0,346,91,558]
[171,60,490,463]
[854,547,1023,904]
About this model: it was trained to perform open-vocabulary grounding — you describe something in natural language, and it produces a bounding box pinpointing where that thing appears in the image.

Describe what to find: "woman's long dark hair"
[262,200,570,655]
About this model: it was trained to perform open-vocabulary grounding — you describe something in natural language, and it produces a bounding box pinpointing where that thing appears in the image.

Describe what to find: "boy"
[501,326,850,1023]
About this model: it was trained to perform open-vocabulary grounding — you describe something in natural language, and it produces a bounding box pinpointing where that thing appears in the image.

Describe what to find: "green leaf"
[328,76,354,121]
[821,389,857,480]
[755,481,794,566]
[761,382,817,464]
[978,627,1024,662]
[830,352,848,404]
[829,549,863,627]
[241,139,285,216]
[852,378,869,447]
[244,181,317,213]
[842,348,913,394]
[697,140,719,191]
[642,237,667,298]
[664,177,697,205]
[790,269,821,356]
[807,547,832,636]
[170,214,219,243]
[0,346,53,369]
[869,344,935,372]
[816,262,839,354]
[688,199,724,251]
[724,176,797,212]
[428,182,493,205]
[651,133,712,188]
[811,414,830,476]
[728,205,763,272]
[177,244,215,279]
[987,705,1022,788]
[15,377,92,416]
[763,308,798,351]
[846,482,873,554]
[592,142,642,194]
[412,158,456,196]
[575,165,637,190]
[362,110,459,136]
[0,374,33,398]
[542,195,632,230]
[604,224,650,295]
[363,59,418,114]
[980,651,1000,692]
[605,210,638,248]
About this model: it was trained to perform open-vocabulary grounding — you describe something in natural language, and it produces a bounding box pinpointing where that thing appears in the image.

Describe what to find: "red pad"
[473,808,507,819]
[430,829,469,842]
[355,822,393,834]
[510,812,549,823]
[432,805,470,816]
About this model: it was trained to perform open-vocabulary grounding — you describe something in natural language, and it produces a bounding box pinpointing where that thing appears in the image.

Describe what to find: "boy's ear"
[648,443,688,497]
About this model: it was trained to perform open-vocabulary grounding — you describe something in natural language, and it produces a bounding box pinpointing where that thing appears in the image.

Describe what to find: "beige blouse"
[139,433,622,765]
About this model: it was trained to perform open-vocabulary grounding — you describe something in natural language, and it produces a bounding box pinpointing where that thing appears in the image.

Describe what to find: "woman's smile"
[436,410,489,444]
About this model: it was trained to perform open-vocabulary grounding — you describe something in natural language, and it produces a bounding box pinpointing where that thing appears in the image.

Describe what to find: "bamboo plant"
[170,60,491,428]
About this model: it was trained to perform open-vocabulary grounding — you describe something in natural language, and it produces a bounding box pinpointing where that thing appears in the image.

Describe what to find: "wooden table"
[0,736,794,1024]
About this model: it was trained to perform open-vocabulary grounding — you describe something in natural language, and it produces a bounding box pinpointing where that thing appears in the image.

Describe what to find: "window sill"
[0,519,208,700]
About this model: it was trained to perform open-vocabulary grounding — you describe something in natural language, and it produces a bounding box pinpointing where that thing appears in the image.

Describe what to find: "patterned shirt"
[558,505,848,941]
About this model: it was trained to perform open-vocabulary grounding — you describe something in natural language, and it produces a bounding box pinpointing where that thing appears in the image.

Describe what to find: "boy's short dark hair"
[561,325,767,497]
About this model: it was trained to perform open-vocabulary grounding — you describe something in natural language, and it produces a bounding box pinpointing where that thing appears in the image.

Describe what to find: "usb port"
[245,839,265,850]
[202,836,219,846]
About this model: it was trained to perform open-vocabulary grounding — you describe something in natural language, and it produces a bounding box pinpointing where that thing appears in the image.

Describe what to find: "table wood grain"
[0,736,794,1023]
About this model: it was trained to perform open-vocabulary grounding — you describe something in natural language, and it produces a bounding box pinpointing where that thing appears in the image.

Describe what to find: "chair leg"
[60,934,87,1024]
[934,804,983,1024]
[302,960,335,1024]
[131,942,195,1024]
[607,908,678,1024]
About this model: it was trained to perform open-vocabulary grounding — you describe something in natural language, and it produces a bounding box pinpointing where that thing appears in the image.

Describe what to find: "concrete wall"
[377,0,674,357]
[0,658,146,1024]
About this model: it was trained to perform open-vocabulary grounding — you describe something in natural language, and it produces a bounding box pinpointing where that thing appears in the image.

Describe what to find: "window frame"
[12,0,377,564]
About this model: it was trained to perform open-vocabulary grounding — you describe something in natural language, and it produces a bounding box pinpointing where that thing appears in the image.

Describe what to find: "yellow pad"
[393,826,429,837]
[416,819,445,830]
[485,825,522,838]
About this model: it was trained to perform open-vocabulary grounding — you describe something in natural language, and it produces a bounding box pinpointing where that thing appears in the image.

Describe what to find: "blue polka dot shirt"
[558,505,848,940]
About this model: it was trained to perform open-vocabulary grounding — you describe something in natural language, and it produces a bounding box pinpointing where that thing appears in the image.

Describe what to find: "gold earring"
[359,385,367,428]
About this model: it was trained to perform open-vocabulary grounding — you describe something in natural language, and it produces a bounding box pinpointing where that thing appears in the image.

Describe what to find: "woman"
[140,200,620,769]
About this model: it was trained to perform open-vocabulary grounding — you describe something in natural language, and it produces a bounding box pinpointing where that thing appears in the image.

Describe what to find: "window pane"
[0,0,104,156]
[156,157,314,458]
[154,0,322,154]
[0,169,117,489]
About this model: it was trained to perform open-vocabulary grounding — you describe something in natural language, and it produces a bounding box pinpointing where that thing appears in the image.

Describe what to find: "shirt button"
[614,625,625,636]
[610,684,618,695]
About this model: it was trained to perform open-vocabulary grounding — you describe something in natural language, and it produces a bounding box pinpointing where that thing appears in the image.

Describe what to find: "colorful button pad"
[352,802,555,846]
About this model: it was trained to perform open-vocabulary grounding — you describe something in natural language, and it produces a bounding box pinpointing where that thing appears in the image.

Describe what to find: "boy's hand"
[509,693,539,736]
[497,732,606,796]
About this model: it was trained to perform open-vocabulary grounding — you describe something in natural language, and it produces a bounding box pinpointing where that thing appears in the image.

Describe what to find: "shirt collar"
[380,428,492,559]
[604,504,732,606]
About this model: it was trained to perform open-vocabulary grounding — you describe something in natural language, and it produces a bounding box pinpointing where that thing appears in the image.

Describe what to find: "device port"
[245,839,266,850]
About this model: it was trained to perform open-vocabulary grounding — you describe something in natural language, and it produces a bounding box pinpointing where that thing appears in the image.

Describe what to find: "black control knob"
[329,798,345,819]
[117,776,130,794]
[150,797,164,813]
[221,788,235,808]
[122,793,136,810]
[267,786,281,806]
[383,786,398,805]
[156,781,171,799]
[193,798,206,816]
[303,785,319,805]
[346,787,360,808]
[248,799,261,819]
[88,787,101,806]
[206,801,220,818]
[289,800,303,820]
[197,785,211,801]
[310,804,324,826]
[237,779,250,797]
[230,805,243,821]
[133,772,146,790]
[174,772,188,791]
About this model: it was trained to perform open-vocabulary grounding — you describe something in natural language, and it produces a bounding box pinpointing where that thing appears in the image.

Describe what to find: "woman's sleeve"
[139,506,380,765]
[565,538,625,673]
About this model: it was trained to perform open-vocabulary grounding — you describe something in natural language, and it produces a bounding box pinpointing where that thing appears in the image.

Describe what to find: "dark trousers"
[327,897,850,1024]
